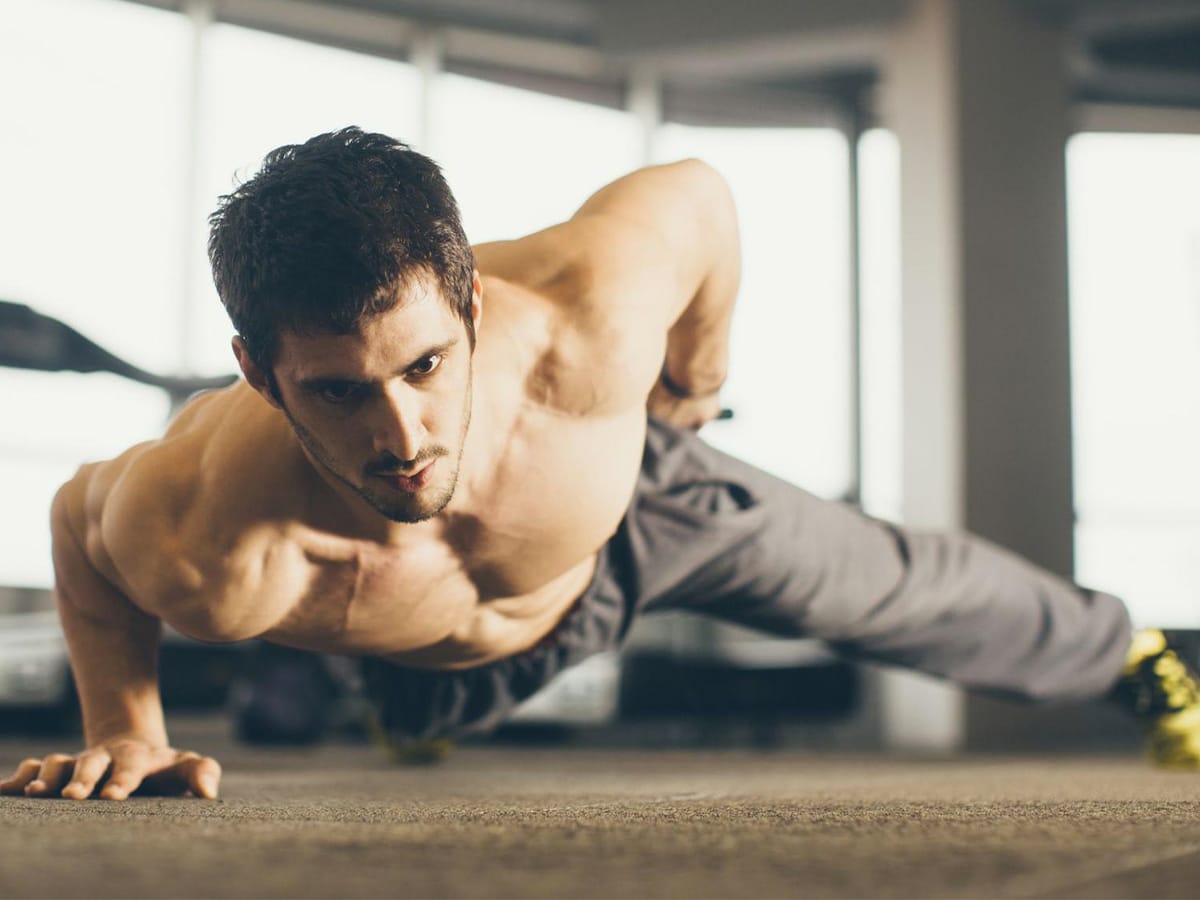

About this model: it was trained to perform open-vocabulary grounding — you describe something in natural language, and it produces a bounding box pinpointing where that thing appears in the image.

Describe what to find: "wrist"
[659,364,725,399]
[85,722,169,748]
[83,703,168,749]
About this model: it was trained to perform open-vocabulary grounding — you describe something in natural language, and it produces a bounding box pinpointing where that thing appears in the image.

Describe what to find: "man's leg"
[630,418,1200,767]
[629,418,1131,704]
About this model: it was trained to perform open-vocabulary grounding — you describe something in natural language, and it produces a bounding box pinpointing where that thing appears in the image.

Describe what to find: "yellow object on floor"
[1117,628,1200,771]
[365,712,455,765]
[1148,706,1200,771]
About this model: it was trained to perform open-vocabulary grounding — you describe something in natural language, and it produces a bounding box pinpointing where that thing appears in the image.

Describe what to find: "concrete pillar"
[879,0,1074,751]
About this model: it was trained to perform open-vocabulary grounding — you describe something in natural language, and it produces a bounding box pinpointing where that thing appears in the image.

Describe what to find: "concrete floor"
[2,715,1200,899]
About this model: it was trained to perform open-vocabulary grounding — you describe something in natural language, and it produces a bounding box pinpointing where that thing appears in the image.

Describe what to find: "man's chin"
[360,482,455,524]
[380,501,443,524]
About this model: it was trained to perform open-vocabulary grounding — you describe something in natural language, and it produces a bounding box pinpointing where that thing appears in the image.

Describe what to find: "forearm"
[52,493,168,747]
[663,279,736,395]
[559,158,742,398]
[59,595,168,747]
[662,170,741,394]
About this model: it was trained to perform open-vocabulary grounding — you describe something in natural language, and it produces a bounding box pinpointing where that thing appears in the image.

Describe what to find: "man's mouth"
[372,459,436,492]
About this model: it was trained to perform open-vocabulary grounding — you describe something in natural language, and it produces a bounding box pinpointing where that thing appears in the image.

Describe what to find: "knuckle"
[45,753,74,765]
[111,759,144,776]
[109,744,148,763]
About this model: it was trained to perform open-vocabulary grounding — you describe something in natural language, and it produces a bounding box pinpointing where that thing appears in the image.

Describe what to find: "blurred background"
[1,0,1198,753]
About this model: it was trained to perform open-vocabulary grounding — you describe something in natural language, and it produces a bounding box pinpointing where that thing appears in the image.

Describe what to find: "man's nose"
[372,384,426,464]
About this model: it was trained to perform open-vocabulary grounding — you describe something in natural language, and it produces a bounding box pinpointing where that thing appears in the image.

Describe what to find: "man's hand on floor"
[0,740,221,800]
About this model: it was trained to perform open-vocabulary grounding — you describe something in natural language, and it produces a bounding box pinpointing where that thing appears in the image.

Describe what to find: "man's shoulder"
[476,160,728,319]
[94,384,245,533]
[474,213,672,311]
[77,384,288,615]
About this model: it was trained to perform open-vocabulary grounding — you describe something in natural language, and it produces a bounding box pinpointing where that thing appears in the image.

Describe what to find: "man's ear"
[470,269,483,331]
[232,336,283,410]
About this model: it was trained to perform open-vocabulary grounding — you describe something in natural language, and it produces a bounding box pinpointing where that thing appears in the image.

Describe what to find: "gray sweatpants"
[361,416,1133,741]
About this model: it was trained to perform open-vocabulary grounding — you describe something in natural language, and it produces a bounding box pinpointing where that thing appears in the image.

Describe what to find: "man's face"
[267,280,476,524]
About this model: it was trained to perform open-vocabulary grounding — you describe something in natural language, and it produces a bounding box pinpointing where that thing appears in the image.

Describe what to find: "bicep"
[83,443,200,615]
[51,473,156,634]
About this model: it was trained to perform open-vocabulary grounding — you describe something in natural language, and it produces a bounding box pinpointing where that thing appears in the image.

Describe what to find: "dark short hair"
[208,127,475,373]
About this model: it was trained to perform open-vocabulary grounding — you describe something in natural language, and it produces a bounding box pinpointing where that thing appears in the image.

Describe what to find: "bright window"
[0,0,186,586]
[1068,133,1200,627]
[430,74,643,243]
[653,126,853,498]
[189,24,423,375]
[858,129,902,522]
[0,3,864,591]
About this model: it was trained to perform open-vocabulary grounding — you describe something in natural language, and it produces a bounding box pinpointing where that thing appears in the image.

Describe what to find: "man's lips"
[372,459,436,491]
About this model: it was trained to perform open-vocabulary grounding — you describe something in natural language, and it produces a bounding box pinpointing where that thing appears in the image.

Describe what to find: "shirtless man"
[3,128,1198,802]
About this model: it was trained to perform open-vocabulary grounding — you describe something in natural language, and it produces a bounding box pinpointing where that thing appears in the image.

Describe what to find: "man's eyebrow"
[297,337,460,389]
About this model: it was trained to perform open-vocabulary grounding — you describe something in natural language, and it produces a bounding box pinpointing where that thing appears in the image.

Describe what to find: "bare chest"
[253,413,645,666]
[254,539,468,656]
[252,531,597,668]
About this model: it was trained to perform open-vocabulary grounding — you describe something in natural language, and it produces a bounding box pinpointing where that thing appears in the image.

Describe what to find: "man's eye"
[318,383,362,404]
[412,354,442,377]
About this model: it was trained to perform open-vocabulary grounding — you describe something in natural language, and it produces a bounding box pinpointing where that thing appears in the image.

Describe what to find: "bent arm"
[472,160,741,414]
[51,478,168,748]
[572,159,742,395]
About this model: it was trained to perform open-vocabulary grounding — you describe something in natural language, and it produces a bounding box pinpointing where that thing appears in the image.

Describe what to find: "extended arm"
[0,475,221,801]
[52,477,168,748]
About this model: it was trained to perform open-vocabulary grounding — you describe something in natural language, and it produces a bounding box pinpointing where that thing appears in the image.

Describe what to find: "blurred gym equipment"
[0,300,236,406]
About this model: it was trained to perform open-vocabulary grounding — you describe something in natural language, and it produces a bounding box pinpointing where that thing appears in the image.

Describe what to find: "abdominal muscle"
[253,537,601,670]
[374,552,600,670]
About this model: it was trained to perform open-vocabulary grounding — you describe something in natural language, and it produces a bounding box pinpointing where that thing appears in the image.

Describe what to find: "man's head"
[209,127,480,524]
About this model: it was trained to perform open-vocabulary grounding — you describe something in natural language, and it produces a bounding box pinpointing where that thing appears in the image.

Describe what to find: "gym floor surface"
[3,715,1199,899]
